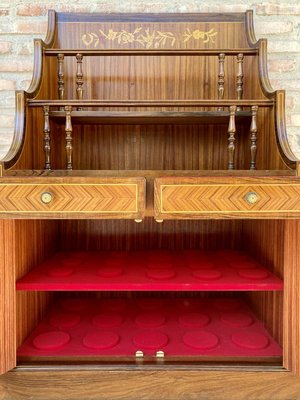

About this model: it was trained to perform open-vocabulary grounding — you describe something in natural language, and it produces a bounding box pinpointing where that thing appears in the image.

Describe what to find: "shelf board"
[16,250,283,292]
[4,170,296,178]
[49,111,252,125]
[17,297,282,359]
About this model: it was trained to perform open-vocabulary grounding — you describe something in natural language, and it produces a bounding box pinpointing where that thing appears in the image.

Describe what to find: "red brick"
[18,43,34,56]
[268,59,296,73]
[0,8,9,16]
[256,3,300,15]
[16,5,46,16]
[290,115,300,127]
[0,59,33,72]
[0,41,11,54]
[16,21,48,35]
[286,96,295,111]
[0,80,16,91]
[0,115,14,128]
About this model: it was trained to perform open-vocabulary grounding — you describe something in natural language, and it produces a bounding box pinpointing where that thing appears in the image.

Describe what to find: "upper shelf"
[49,110,252,125]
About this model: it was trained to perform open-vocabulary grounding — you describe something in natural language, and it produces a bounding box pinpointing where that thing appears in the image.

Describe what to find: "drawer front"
[0,177,145,219]
[154,177,300,219]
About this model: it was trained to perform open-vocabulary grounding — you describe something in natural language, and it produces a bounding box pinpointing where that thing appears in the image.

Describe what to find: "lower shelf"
[17,297,282,362]
[16,250,283,291]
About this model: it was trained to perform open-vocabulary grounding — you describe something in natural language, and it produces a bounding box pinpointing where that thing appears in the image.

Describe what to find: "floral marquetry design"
[183,28,218,44]
[81,27,218,48]
[82,27,176,48]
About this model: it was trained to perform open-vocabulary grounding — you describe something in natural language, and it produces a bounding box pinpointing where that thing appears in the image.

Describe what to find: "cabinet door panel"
[0,177,145,219]
[154,177,300,219]
[0,220,16,374]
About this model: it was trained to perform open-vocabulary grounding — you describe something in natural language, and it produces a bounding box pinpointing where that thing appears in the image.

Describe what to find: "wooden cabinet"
[1,10,300,399]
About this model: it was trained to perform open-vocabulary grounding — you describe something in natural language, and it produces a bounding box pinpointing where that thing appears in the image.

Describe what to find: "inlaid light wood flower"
[82,27,176,48]
[183,28,218,44]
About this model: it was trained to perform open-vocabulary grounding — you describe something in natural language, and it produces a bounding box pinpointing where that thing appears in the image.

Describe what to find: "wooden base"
[1,367,300,399]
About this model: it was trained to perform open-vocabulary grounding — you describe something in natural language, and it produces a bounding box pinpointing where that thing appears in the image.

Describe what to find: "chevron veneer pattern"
[0,177,145,219]
[155,177,300,219]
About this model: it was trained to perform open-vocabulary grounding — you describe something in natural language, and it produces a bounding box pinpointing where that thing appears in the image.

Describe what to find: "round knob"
[41,192,53,204]
[244,191,259,205]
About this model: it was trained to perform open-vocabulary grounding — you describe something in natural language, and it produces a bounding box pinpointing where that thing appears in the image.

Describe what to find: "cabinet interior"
[14,218,284,366]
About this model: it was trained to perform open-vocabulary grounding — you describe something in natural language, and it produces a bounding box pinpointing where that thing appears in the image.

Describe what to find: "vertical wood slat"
[227,105,236,170]
[14,220,58,349]
[250,105,258,170]
[217,53,225,111]
[76,54,84,110]
[65,105,73,170]
[236,53,244,111]
[57,53,64,110]
[283,220,300,376]
[0,220,16,374]
[43,105,51,170]
[241,220,284,346]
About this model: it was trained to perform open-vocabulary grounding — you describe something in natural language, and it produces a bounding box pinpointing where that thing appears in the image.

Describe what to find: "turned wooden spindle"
[217,53,225,111]
[250,105,258,170]
[43,105,51,170]
[65,106,73,170]
[76,53,83,110]
[227,105,237,170]
[57,53,64,110]
[236,53,244,111]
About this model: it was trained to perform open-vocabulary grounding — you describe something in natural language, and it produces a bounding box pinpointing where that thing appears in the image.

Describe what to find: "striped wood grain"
[283,220,300,375]
[155,177,300,219]
[14,220,58,349]
[0,177,145,219]
[0,220,16,374]
[241,220,284,346]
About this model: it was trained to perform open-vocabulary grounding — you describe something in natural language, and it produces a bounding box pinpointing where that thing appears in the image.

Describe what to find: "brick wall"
[0,0,299,159]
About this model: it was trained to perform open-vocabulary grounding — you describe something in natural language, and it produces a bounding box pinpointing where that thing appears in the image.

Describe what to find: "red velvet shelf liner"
[16,250,283,291]
[17,297,282,358]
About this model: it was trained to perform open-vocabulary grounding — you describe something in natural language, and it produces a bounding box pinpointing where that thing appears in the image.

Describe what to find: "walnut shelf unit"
[1,10,300,400]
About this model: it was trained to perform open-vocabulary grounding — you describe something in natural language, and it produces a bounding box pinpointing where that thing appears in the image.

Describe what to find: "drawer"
[154,177,300,219]
[0,177,145,219]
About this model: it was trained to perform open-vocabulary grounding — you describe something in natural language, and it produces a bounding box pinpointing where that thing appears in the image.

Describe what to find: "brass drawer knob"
[244,191,259,205]
[41,191,53,204]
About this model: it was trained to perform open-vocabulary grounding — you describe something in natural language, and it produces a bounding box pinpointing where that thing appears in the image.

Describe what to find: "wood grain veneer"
[1,369,300,400]
[241,220,284,346]
[0,177,145,220]
[14,220,58,348]
[283,220,300,375]
[0,220,16,374]
[154,177,300,219]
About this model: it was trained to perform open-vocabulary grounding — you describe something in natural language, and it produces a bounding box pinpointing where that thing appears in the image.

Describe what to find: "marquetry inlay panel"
[0,177,145,219]
[154,177,300,219]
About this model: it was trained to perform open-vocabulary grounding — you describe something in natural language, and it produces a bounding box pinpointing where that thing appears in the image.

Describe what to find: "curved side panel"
[0,92,26,171]
[245,12,275,99]
[26,39,44,97]
[246,12,299,169]
[258,39,276,98]
[44,9,56,46]
[245,10,257,47]
[27,10,56,97]
[275,91,299,169]
[0,10,57,172]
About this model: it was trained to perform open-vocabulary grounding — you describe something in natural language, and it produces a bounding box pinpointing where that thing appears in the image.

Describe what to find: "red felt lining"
[17,297,282,358]
[16,250,283,291]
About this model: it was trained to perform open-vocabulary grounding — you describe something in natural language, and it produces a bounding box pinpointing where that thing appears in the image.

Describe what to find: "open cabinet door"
[0,220,16,374]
